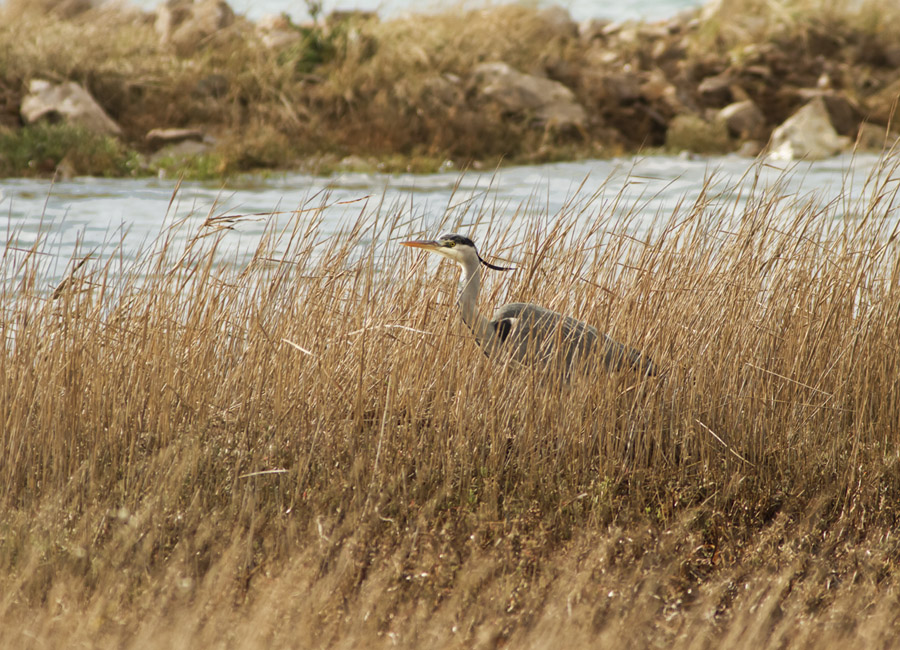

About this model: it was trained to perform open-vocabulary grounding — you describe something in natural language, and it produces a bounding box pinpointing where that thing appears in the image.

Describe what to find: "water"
[2,153,896,285]
[124,0,705,24]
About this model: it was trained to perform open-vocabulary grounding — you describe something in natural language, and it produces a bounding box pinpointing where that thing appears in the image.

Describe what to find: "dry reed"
[1,154,900,648]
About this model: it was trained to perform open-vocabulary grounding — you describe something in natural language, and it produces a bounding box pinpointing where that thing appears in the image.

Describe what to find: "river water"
[2,153,897,285]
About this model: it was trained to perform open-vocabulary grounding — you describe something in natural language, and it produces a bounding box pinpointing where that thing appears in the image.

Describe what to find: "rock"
[796,89,860,135]
[336,155,373,172]
[717,100,765,139]
[865,78,900,127]
[146,127,206,147]
[49,0,92,18]
[579,18,611,43]
[395,74,463,115]
[610,23,643,48]
[652,38,686,66]
[418,74,464,110]
[769,97,850,161]
[855,123,898,152]
[640,70,688,115]
[325,10,377,28]
[584,42,622,67]
[5,0,92,19]
[193,74,230,99]
[742,64,773,81]
[543,57,580,89]
[471,62,586,132]
[257,13,302,49]
[821,93,860,136]
[697,72,733,107]
[20,79,122,137]
[885,45,900,68]
[637,24,671,41]
[600,21,625,38]
[150,139,213,164]
[537,7,578,39]
[736,140,763,158]
[178,0,234,39]
[594,71,642,104]
[665,114,731,154]
[156,0,235,56]
[155,0,192,41]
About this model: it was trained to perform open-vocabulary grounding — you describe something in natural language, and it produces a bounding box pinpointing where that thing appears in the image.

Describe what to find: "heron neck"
[458,258,492,343]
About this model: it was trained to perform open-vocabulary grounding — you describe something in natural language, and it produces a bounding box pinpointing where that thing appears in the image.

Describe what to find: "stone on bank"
[471,62,587,134]
[20,80,122,137]
[769,97,850,161]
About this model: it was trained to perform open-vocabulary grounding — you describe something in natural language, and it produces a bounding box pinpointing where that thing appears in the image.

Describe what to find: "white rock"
[20,79,122,137]
[769,97,849,161]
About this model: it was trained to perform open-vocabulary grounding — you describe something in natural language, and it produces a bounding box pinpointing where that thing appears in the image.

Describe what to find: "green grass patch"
[149,151,227,181]
[0,123,138,178]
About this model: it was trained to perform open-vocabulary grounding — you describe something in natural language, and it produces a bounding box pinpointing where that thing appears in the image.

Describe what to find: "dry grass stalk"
[1,155,900,647]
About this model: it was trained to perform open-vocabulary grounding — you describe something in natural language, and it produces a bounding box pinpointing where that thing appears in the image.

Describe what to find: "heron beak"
[400,239,442,251]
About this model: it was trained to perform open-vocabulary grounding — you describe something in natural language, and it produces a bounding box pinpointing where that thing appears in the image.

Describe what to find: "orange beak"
[400,239,442,251]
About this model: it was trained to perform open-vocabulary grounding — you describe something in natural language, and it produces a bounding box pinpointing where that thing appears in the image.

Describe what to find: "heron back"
[488,302,654,376]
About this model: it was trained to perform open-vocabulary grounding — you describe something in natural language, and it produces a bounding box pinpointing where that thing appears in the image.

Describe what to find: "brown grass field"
[2,153,900,648]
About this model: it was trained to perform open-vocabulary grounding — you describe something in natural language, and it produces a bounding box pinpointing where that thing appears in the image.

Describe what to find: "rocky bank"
[1,0,899,177]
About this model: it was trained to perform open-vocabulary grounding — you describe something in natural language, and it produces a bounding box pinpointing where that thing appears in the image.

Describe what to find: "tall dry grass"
[2,155,900,647]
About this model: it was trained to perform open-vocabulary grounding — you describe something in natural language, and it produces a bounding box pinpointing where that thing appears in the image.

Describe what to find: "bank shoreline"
[1,0,899,179]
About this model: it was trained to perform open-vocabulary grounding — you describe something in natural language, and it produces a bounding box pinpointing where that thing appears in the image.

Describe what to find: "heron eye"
[444,241,456,248]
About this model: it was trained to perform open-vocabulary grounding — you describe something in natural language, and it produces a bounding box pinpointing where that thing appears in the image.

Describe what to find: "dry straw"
[1,154,900,647]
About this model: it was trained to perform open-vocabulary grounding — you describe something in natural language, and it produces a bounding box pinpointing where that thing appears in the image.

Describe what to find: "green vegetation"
[0,123,136,177]
[1,156,899,647]
[148,150,225,180]
[665,114,731,154]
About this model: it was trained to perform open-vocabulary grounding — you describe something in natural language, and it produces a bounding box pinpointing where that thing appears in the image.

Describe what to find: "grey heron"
[402,233,656,377]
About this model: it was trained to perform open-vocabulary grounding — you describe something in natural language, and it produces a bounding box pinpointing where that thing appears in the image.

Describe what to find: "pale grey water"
[2,153,897,285]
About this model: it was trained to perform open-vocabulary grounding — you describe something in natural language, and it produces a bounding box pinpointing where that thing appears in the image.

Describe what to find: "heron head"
[401,233,512,271]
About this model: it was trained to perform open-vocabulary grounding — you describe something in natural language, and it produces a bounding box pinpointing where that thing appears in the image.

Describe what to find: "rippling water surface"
[1,153,897,284]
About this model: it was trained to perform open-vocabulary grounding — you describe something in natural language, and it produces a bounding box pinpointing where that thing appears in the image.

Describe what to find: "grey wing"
[490,302,655,375]
[489,302,596,370]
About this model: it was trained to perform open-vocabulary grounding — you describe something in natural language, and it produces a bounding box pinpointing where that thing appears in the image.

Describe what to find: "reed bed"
[1,156,900,648]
